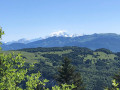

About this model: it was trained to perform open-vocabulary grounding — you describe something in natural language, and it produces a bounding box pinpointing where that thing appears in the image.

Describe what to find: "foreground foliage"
[0,52,50,90]
[0,28,75,90]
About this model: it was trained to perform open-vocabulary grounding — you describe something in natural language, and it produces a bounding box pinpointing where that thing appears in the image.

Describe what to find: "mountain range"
[3,37,43,45]
[1,33,120,52]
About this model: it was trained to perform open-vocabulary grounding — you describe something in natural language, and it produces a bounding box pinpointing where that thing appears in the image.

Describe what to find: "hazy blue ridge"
[2,33,120,52]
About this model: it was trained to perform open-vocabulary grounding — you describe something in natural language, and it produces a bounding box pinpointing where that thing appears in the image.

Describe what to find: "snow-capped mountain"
[3,31,83,45]
[4,38,42,45]
[49,30,82,37]
[50,31,70,37]
[17,38,29,43]
[4,38,29,45]
[29,37,43,42]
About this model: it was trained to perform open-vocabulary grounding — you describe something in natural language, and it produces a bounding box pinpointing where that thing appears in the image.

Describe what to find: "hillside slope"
[3,46,120,90]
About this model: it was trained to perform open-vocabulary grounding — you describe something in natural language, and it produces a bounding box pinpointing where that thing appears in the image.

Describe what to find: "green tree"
[106,72,120,90]
[55,57,85,90]
[113,72,120,88]
[0,27,75,90]
[72,72,85,90]
[105,70,120,90]
[0,28,47,90]
[104,79,119,90]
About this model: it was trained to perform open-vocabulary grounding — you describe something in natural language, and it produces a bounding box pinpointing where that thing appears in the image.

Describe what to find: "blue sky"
[0,0,120,42]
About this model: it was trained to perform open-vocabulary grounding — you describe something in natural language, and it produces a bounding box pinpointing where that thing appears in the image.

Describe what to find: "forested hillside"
[3,46,120,90]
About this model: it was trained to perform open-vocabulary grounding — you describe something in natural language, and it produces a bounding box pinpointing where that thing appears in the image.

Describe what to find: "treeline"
[17,46,120,90]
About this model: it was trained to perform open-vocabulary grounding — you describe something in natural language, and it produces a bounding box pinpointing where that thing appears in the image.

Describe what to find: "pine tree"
[72,72,85,90]
[55,57,85,90]
[113,72,120,88]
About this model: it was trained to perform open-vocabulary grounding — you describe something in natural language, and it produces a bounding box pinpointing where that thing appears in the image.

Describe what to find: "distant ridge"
[2,33,120,52]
